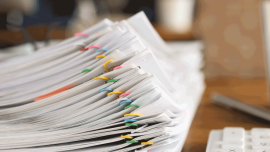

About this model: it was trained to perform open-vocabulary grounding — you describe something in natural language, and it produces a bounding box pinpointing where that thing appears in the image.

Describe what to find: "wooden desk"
[182,77,270,152]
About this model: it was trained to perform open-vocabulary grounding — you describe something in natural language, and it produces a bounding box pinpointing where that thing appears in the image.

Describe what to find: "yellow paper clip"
[141,142,153,145]
[121,135,133,139]
[124,113,143,117]
[96,55,106,59]
[94,76,110,81]
[104,60,113,72]
[107,91,123,96]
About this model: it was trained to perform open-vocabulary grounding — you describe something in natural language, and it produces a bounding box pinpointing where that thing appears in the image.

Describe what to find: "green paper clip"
[126,140,139,143]
[107,79,119,83]
[125,123,138,127]
[124,104,140,109]
[81,69,93,73]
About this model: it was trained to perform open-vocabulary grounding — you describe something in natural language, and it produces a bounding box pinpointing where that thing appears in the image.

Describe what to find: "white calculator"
[206,127,270,152]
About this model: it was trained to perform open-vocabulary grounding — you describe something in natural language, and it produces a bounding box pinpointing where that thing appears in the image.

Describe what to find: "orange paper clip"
[34,85,74,101]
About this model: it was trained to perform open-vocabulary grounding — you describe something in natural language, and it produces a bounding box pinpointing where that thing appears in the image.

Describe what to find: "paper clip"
[107,79,118,83]
[74,33,88,37]
[141,142,153,145]
[124,104,139,109]
[126,140,139,143]
[89,45,101,49]
[104,60,113,72]
[121,135,133,139]
[119,92,130,98]
[96,48,108,53]
[113,66,123,71]
[125,123,138,127]
[124,113,143,117]
[124,119,137,122]
[94,76,110,81]
[81,69,93,73]
[96,55,106,59]
[80,48,88,51]
[34,85,73,101]
[120,100,132,105]
[80,45,101,51]
[100,88,113,93]
[107,91,123,96]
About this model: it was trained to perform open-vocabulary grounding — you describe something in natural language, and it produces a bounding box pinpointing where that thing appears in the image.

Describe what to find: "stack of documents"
[0,12,204,152]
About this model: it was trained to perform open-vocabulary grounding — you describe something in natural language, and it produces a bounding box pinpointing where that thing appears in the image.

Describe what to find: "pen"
[211,93,270,122]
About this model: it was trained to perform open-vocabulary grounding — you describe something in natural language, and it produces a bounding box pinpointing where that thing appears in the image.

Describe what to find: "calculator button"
[214,149,244,152]
[251,128,270,135]
[252,135,270,142]
[252,142,270,149]
[223,127,245,142]
[220,141,244,149]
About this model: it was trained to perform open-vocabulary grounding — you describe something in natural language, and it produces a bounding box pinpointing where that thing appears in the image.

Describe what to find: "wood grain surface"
[182,77,270,152]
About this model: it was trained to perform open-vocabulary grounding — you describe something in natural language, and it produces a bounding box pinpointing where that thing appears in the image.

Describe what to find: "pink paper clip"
[119,92,130,98]
[88,45,101,49]
[113,66,123,71]
[74,33,89,37]
[80,45,101,51]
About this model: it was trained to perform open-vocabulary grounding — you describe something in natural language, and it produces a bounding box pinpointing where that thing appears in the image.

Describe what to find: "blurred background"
[0,0,267,79]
